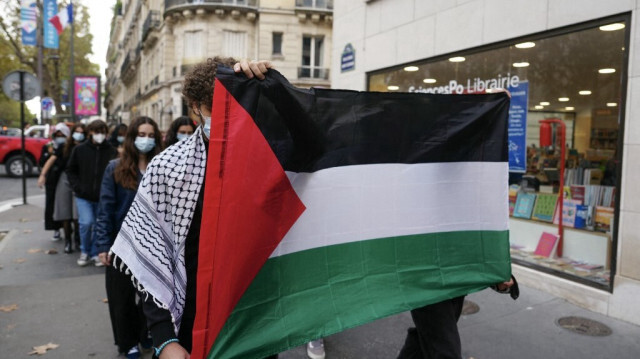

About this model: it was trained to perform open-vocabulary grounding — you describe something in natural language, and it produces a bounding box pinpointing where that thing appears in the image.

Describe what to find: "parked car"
[0,127,51,177]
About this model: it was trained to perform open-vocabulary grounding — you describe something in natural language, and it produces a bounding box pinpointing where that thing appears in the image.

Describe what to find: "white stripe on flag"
[271,162,508,258]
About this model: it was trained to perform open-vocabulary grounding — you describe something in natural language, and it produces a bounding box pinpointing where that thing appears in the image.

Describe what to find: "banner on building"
[43,0,59,49]
[20,0,37,46]
[507,81,529,173]
[74,76,100,116]
[190,68,512,358]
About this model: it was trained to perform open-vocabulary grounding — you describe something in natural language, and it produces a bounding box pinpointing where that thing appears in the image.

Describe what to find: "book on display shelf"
[533,232,559,258]
[594,206,614,232]
[513,192,536,219]
[553,199,582,228]
[531,193,558,222]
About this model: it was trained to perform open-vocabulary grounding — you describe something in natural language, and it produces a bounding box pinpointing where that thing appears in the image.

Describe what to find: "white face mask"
[202,116,211,138]
[72,132,85,142]
[93,133,106,144]
[134,136,156,153]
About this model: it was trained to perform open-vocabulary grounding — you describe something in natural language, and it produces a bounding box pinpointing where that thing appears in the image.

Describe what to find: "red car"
[0,126,51,177]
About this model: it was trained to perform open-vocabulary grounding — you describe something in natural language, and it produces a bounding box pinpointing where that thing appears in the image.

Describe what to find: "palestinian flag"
[191,67,511,358]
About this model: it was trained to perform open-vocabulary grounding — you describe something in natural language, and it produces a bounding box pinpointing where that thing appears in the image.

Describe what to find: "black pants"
[397,296,465,359]
[44,183,62,231]
[106,265,147,353]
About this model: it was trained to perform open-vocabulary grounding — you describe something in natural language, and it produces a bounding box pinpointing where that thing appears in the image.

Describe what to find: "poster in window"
[74,76,100,116]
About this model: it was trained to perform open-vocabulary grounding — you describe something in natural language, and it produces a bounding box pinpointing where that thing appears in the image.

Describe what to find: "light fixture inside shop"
[404,66,419,72]
[515,42,535,49]
[565,106,575,111]
[558,97,570,102]
[387,85,399,91]
[607,102,618,107]
[599,23,625,31]
[423,78,437,84]
[540,101,550,106]
[579,90,592,95]
[513,62,530,67]
[449,56,465,62]
[599,68,616,74]
[534,105,544,110]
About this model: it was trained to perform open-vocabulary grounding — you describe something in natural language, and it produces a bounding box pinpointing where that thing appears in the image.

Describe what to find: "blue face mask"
[135,137,156,153]
[72,132,85,142]
[202,116,211,138]
[176,133,190,141]
[117,136,125,144]
[54,137,67,146]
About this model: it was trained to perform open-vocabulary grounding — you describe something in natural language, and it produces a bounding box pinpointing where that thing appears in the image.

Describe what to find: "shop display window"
[367,15,629,290]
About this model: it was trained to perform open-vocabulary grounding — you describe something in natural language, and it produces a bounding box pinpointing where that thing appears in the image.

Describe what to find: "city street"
[1,196,639,358]
[0,166,40,203]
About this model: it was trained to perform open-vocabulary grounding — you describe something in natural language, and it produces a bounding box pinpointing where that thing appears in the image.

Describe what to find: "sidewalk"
[1,201,639,358]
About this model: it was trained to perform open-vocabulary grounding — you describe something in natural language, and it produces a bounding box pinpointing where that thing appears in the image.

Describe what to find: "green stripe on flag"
[208,230,510,359]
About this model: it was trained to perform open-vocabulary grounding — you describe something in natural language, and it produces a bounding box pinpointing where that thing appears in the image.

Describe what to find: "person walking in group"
[38,123,68,242]
[163,116,197,148]
[39,123,86,253]
[95,116,163,359]
[110,58,276,359]
[66,120,117,266]
[108,123,128,155]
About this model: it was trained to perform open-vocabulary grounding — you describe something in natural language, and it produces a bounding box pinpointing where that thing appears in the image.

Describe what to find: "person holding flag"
[111,55,517,359]
[110,58,275,359]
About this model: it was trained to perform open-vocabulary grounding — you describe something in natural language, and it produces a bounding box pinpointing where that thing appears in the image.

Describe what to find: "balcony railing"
[165,0,257,11]
[295,0,333,10]
[298,66,329,80]
[120,53,131,75]
[142,10,161,42]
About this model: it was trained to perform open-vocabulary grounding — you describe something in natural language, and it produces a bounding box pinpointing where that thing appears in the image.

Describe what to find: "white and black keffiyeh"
[111,126,206,334]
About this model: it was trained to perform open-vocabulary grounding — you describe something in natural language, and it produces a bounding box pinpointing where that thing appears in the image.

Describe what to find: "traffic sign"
[2,71,40,102]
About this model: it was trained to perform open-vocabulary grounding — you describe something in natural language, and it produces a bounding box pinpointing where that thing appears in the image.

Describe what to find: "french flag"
[49,4,73,35]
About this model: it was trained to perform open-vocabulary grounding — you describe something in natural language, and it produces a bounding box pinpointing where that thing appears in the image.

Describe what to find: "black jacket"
[65,140,117,202]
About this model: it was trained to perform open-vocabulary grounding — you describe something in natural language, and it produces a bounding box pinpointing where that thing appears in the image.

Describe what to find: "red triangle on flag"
[191,78,306,358]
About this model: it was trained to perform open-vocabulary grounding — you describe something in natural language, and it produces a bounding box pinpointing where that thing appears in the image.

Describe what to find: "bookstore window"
[367,16,628,289]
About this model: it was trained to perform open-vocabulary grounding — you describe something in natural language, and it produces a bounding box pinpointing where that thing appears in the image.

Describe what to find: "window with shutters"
[222,30,247,59]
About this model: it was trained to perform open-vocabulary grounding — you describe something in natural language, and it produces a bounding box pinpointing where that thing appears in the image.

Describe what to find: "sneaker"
[92,256,104,267]
[51,230,61,242]
[77,253,91,266]
[306,339,325,359]
[125,346,141,359]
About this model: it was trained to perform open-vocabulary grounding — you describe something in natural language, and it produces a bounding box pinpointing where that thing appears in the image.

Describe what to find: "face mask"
[135,136,156,153]
[117,136,125,144]
[93,133,106,144]
[176,133,190,141]
[202,116,211,138]
[72,133,85,142]
[54,137,67,146]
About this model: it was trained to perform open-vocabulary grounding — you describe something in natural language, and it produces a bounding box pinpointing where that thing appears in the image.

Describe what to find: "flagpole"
[37,0,44,125]
[69,1,75,122]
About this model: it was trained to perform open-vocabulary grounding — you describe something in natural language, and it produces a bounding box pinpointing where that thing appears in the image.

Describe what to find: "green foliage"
[0,92,35,127]
[0,0,100,119]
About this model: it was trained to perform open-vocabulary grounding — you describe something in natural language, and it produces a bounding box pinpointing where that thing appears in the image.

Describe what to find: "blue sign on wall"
[507,81,529,173]
[341,43,355,72]
[43,0,59,49]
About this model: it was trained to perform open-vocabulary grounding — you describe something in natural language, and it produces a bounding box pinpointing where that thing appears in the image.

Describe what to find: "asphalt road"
[0,166,41,203]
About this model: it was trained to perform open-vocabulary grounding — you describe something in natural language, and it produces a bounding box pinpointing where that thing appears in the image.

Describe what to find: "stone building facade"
[105,0,333,130]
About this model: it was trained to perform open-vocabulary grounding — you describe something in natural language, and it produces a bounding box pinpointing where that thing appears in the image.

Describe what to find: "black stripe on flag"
[215,67,510,173]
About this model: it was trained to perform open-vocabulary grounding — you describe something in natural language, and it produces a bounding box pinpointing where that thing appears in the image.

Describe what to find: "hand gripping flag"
[49,4,73,35]
[192,67,512,359]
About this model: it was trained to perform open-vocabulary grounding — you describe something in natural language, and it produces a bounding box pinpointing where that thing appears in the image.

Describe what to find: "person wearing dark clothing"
[96,117,163,359]
[163,116,197,148]
[108,123,128,155]
[110,58,275,359]
[38,123,68,240]
[66,120,117,266]
[52,123,86,253]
